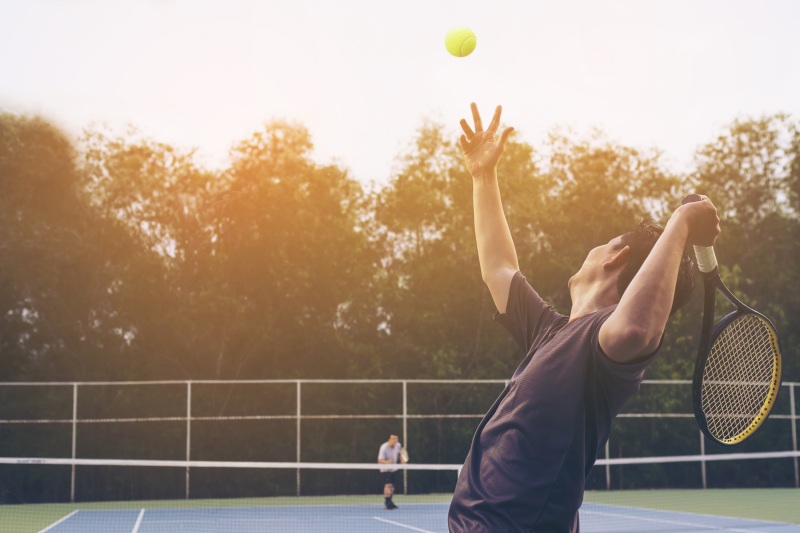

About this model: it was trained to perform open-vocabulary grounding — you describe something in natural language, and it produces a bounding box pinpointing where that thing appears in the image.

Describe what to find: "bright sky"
[2,0,799,187]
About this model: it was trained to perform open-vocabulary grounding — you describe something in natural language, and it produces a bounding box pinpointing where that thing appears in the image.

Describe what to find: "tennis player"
[447,103,720,532]
[378,434,402,509]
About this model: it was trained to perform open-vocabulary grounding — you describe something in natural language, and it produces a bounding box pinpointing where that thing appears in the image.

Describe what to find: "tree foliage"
[1,112,797,383]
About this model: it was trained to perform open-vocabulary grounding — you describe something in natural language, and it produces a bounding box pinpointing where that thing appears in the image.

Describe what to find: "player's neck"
[568,280,619,322]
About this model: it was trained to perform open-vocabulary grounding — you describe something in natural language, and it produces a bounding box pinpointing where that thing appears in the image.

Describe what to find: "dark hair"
[617,219,695,315]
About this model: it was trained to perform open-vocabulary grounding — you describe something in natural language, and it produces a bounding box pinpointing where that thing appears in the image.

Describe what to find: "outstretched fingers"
[497,127,514,151]
[460,103,512,154]
[487,105,503,133]
[459,118,475,139]
[470,102,483,132]
[459,133,470,152]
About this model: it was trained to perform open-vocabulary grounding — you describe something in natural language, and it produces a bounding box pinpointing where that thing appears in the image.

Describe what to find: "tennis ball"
[445,27,476,58]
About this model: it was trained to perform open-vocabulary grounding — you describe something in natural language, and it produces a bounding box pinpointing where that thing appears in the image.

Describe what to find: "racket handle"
[692,245,718,273]
[681,194,719,273]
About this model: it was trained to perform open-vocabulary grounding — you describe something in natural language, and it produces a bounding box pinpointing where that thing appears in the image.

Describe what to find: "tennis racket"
[400,447,409,464]
[682,194,783,446]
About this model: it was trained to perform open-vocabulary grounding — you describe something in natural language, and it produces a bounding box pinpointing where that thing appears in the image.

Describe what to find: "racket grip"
[692,245,718,273]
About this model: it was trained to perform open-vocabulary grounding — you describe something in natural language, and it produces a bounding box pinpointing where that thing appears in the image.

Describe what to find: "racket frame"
[692,267,783,445]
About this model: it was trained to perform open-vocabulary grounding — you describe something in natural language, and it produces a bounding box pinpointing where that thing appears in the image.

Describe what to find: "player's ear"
[603,245,630,271]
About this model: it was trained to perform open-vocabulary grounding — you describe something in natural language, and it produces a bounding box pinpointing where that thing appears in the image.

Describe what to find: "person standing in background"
[378,434,402,509]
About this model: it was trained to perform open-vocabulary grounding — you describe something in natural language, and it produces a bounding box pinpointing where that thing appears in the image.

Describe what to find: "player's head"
[616,219,695,315]
[388,434,399,446]
[569,219,694,314]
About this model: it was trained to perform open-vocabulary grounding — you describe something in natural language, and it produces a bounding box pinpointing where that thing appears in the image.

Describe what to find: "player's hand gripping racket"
[682,194,783,445]
[400,447,409,464]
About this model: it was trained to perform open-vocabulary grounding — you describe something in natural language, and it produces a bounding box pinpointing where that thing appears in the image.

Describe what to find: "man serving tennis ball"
[447,103,720,532]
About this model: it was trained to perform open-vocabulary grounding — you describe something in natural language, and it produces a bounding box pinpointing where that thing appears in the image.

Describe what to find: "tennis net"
[1,452,799,501]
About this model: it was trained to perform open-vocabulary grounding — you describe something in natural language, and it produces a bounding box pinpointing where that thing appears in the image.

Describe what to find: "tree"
[0,114,166,380]
[372,121,515,378]
[80,126,217,378]
[195,121,377,378]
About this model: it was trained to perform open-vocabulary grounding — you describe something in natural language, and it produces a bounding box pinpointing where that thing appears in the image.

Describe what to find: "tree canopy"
[1,111,797,383]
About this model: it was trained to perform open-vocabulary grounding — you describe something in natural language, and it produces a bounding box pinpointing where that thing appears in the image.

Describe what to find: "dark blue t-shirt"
[448,272,657,532]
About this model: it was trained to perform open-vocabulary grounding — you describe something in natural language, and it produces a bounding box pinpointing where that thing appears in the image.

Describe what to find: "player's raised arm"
[599,197,720,362]
[459,103,518,313]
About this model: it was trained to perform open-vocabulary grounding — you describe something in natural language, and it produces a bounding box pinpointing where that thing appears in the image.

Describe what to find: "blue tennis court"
[38,502,800,533]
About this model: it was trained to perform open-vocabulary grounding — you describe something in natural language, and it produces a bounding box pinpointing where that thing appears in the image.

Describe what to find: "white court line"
[38,510,79,532]
[583,509,768,533]
[131,509,145,533]
[372,516,436,532]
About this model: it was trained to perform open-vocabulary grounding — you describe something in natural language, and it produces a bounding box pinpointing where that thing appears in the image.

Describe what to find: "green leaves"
[0,112,797,384]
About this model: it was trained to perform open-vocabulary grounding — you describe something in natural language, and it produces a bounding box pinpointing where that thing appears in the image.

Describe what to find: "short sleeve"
[593,312,661,414]
[493,272,566,354]
[597,340,660,381]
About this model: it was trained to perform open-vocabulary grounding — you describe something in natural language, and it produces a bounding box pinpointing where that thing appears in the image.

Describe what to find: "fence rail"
[1,379,797,500]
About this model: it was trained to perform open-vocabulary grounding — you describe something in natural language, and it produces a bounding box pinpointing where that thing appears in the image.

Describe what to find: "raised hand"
[459,102,514,180]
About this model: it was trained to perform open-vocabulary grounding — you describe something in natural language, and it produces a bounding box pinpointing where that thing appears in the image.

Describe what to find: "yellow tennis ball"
[445,27,476,58]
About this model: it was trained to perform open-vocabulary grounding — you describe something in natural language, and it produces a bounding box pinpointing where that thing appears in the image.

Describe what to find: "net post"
[604,440,610,490]
[700,431,707,489]
[185,381,192,499]
[296,380,302,497]
[403,380,408,496]
[70,383,78,503]
[790,383,798,488]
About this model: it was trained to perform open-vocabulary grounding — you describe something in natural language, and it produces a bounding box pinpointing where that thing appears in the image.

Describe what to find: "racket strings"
[701,315,779,442]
